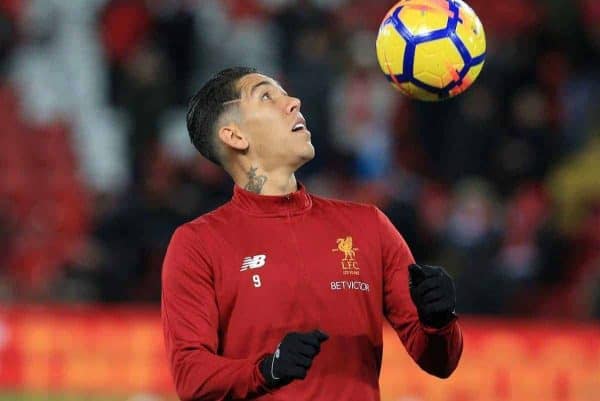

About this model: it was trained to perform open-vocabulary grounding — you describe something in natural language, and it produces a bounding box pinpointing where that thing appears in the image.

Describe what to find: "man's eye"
[261,92,271,101]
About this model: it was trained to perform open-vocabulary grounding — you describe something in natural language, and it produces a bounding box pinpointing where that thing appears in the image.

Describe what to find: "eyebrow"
[249,80,288,97]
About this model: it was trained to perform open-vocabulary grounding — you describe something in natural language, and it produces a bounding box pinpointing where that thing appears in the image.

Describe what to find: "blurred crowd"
[0,0,598,320]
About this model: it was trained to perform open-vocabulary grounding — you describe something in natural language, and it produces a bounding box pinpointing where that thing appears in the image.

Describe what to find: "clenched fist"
[409,264,457,328]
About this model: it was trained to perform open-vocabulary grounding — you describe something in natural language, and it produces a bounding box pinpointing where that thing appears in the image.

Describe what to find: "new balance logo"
[240,255,267,271]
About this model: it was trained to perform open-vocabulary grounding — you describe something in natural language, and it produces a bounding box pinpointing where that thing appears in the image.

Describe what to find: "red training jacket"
[162,183,463,401]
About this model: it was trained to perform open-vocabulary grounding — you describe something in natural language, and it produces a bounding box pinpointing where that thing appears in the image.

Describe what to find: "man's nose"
[286,96,301,114]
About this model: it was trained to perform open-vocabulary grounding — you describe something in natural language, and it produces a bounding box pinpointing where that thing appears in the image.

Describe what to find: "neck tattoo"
[244,167,267,194]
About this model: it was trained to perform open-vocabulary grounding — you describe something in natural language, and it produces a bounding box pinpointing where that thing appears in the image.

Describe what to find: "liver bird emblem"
[333,236,358,260]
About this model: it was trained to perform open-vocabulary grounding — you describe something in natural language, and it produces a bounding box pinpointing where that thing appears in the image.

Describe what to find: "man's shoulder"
[310,193,378,216]
[172,202,235,239]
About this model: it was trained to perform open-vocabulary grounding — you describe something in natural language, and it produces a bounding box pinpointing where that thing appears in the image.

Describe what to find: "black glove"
[259,330,329,388]
[409,263,457,328]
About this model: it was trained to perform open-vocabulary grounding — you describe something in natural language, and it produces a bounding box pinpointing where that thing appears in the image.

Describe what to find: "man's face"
[233,73,314,171]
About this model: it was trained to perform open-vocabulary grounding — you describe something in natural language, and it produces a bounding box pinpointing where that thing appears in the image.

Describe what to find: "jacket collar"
[231,182,312,217]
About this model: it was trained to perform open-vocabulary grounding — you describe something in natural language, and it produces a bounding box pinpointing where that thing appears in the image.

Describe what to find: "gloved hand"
[409,263,457,328]
[259,330,329,388]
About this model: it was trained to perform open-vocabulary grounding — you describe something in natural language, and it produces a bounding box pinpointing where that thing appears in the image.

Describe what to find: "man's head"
[187,67,314,172]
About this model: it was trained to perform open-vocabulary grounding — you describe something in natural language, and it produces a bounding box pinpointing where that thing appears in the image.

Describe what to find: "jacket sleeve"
[161,224,271,401]
[374,207,463,378]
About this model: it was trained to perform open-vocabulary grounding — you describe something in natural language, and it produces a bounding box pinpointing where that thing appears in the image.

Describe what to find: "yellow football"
[376,0,486,101]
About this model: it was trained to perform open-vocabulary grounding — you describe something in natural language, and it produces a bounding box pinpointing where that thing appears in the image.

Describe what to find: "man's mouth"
[291,123,306,132]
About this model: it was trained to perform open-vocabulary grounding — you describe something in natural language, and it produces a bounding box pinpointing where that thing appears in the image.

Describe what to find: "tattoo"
[244,167,267,194]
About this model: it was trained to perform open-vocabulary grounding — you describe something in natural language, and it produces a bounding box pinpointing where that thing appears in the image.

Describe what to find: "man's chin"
[294,147,315,170]
[301,145,315,162]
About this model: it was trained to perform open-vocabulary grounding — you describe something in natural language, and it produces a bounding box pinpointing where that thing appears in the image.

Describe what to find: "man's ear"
[218,123,249,151]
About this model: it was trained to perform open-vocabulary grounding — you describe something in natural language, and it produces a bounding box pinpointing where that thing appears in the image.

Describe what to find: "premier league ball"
[376,0,486,101]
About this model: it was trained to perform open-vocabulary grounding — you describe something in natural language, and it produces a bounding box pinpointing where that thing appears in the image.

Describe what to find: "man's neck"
[235,165,298,196]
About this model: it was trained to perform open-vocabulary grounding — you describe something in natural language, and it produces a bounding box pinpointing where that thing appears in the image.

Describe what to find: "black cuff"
[421,310,457,329]
[259,355,282,388]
